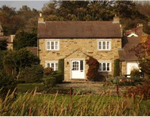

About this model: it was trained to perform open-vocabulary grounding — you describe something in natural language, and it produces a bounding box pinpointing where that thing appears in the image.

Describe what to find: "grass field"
[0,89,149,116]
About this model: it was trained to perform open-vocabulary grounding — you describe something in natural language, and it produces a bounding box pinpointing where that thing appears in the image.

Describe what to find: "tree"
[17,5,39,21]
[13,31,37,50]
[136,1,150,19]
[0,51,8,70]
[130,35,150,79]
[0,69,17,100]
[24,17,38,33]
[3,48,40,79]
[18,65,44,83]
[0,38,7,50]
[0,5,39,35]
[0,5,17,35]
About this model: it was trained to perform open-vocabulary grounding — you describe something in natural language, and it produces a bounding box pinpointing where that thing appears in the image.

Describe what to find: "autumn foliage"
[130,35,150,78]
[124,79,150,100]
[86,56,99,81]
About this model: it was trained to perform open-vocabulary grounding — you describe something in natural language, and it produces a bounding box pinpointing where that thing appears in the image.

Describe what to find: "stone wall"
[38,38,122,81]
[120,61,127,76]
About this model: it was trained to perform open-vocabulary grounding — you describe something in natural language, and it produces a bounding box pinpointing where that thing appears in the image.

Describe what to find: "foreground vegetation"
[0,90,149,116]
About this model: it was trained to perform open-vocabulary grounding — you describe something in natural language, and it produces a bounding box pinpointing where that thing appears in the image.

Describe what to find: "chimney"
[136,23,143,36]
[38,13,45,23]
[113,14,120,24]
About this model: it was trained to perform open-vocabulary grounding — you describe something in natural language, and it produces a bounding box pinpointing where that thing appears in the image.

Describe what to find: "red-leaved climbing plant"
[86,56,99,81]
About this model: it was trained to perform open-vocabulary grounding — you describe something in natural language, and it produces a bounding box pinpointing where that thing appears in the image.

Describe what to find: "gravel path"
[56,82,127,95]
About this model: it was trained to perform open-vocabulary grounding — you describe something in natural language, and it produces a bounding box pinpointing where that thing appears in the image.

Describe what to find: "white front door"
[71,60,84,79]
[127,62,139,77]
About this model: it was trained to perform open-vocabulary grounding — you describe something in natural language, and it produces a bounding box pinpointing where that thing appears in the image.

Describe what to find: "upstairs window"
[98,40,111,50]
[99,62,111,72]
[46,40,59,51]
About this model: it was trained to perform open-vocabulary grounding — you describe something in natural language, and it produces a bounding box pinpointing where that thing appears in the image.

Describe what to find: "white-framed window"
[46,40,59,51]
[45,61,58,71]
[98,39,111,50]
[99,61,111,72]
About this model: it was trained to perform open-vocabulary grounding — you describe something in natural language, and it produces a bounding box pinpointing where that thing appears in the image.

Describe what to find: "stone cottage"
[37,14,140,81]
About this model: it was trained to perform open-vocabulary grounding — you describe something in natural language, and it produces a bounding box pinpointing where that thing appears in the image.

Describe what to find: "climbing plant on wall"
[86,56,99,81]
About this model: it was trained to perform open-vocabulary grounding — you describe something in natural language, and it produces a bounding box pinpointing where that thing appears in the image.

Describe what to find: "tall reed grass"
[0,89,149,116]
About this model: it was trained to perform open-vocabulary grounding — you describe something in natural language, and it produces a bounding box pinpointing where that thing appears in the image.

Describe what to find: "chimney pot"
[38,13,45,23]
[40,13,42,17]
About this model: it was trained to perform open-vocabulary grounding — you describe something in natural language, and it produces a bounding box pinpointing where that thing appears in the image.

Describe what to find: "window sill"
[46,50,60,52]
[97,50,112,52]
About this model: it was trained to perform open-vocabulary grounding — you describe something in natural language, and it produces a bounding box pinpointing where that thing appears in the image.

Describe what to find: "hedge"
[17,83,45,93]
[18,65,44,83]
[58,59,64,74]
[113,59,120,77]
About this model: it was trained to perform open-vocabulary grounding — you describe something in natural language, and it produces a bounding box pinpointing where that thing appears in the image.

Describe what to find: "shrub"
[0,70,17,100]
[44,67,54,76]
[109,76,135,86]
[3,48,40,78]
[0,50,8,70]
[113,59,120,77]
[56,59,64,83]
[130,68,141,78]
[86,56,99,81]
[17,83,45,93]
[53,72,63,83]
[124,79,150,100]
[139,57,150,79]
[18,65,44,83]
[58,59,64,74]
[44,76,56,87]
[0,38,7,51]
[43,59,64,84]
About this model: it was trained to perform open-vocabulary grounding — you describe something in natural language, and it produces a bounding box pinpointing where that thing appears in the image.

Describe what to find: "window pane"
[55,41,58,50]
[107,63,110,71]
[107,41,109,49]
[51,41,54,49]
[51,63,54,70]
[72,62,76,70]
[73,62,79,70]
[99,41,101,49]
[99,63,101,71]
[80,60,83,70]
[103,63,106,71]
[103,41,105,49]
[47,42,50,49]
[47,63,50,67]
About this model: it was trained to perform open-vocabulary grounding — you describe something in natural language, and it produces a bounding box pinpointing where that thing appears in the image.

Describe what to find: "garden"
[0,41,150,116]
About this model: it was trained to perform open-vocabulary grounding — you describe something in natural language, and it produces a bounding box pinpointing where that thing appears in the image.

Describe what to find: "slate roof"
[38,21,122,38]
[119,37,140,61]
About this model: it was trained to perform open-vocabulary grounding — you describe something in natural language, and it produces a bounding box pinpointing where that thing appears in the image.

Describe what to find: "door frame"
[70,58,85,80]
